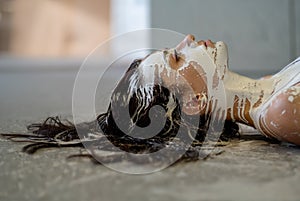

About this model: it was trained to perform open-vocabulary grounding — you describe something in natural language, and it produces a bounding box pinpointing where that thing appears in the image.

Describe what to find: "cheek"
[178,64,207,95]
[178,64,209,115]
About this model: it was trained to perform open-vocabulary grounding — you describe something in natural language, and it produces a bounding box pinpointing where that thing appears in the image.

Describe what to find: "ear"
[182,93,207,115]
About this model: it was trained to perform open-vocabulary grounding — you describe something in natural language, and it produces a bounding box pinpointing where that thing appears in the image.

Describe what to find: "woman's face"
[136,34,229,115]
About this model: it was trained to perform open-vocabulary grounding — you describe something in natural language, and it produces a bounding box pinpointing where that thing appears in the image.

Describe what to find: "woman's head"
[128,34,229,115]
[99,35,237,147]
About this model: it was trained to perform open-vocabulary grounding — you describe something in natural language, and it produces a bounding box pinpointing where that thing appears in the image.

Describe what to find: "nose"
[176,34,195,50]
[184,34,195,44]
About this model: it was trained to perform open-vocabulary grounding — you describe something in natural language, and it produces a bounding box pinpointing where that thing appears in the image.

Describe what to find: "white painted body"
[130,34,300,145]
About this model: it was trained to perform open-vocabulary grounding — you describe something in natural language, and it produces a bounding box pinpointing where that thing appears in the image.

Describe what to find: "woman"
[3,34,299,157]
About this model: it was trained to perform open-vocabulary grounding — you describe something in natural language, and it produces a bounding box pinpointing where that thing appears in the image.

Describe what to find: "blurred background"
[0,0,299,121]
[0,0,299,72]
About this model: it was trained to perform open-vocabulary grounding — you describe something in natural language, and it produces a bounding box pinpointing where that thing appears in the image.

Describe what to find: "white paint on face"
[137,39,228,81]
[131,37,230,124]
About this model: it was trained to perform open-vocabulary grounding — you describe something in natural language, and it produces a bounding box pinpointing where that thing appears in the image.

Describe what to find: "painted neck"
[223,70,273,126]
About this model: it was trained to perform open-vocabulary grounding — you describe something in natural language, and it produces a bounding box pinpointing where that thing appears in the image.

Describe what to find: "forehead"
[141,51,165,66]
[141,45,216,71]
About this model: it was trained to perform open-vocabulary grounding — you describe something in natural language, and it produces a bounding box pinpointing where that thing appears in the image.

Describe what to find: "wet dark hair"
[101,59,238,144]
[2,59,239,162]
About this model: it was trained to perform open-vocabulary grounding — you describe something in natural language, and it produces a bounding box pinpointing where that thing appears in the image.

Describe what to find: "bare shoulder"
[258,82,300,145]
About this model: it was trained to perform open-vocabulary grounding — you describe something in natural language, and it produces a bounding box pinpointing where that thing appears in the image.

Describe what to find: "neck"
[223,70,274,126]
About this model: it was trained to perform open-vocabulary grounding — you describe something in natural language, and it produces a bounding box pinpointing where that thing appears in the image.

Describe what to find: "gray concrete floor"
[0,66,300,201]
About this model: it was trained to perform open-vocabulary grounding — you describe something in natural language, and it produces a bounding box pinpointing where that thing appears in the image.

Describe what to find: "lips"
[205,40,215,48]
[197,40,215,48]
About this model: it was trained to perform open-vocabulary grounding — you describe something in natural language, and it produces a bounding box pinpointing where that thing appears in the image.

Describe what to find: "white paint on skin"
[270,121,278,128]
[288,96,294,103]
[135,39,228,119]
[127,35,300,145]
